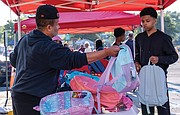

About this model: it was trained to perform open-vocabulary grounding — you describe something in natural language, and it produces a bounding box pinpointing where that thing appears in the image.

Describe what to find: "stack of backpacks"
[34,44,140,115]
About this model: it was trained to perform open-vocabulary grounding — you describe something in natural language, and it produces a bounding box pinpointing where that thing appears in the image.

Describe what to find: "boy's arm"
[135,36,141,72]
[158,37,179,65]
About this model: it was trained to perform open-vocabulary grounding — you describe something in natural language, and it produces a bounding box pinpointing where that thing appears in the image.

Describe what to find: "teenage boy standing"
[135,7,178,115]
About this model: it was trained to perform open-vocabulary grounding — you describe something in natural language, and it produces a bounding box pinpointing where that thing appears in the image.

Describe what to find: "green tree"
[70,33,100,41]
[156,11,180,42]
[4,20,15,42]
[0,26,5,43]
[168,11,180,45]
[0,20,15,45]
[97,32,115,47]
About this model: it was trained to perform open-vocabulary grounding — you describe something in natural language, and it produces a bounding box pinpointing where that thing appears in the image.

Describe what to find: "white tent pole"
[160,9,164,32]
[14,32,16,49]
[17,15,21,40]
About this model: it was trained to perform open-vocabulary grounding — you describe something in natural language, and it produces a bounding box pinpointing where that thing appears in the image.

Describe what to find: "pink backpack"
[70,76,123,109]
[70,44,139,114]
[102,44,140,93]
[34,91,94,115]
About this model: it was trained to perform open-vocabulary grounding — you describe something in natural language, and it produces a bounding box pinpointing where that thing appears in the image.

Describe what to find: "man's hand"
[150,56,159,64]
[86,45,120,64]
[105,45,120,57]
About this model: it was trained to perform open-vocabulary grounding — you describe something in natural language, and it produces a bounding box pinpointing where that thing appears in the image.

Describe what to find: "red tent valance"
[2,0,176,16]
[14,11,141,34]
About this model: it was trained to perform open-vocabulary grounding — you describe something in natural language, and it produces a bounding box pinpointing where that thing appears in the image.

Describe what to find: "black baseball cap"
[36,4,59,19]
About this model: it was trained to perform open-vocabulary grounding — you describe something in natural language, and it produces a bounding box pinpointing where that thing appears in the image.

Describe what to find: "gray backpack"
[137,61,168,114]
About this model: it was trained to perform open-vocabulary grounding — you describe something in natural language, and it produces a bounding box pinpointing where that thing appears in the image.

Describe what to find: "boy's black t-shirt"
[135,29,178,74]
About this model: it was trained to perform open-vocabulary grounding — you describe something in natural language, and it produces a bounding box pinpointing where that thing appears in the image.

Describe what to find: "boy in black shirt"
[135,7,178,115]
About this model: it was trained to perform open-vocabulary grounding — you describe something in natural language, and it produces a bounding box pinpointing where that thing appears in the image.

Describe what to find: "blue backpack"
[90,60,105,73]
[65,71,100,85]
[98,44,140,93]
[138,61,168,114]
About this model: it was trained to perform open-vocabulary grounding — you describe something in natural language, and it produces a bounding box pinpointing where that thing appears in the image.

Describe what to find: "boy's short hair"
[114,27,125,38]
[140,7,157,19]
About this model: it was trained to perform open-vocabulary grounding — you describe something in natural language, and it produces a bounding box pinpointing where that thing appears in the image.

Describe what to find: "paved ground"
[0,54,180,115]
[167,59,180,115]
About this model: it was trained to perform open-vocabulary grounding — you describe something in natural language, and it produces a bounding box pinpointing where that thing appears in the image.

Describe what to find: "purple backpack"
[99,44,140,93]
[95,44,140,113]
[34,91,94,115]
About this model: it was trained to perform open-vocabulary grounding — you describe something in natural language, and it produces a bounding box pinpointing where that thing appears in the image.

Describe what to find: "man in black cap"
[10,4,120,115]
[113,27,125,46]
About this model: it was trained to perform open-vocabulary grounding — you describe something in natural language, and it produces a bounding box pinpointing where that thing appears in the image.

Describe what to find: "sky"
[0,0,180,26]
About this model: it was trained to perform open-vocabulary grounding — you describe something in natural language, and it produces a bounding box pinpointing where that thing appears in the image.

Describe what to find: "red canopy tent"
[14,11,140,34]
[2,0,176,36]
[1,0,176,15]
